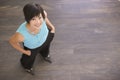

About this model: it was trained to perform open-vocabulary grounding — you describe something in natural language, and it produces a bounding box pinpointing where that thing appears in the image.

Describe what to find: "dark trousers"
[20,32,54,69]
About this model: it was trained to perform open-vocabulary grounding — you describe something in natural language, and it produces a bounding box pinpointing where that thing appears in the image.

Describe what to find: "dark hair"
[23,3,45,23]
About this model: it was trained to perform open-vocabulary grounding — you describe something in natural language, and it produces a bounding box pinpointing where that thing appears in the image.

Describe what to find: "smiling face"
[23,3,45,25]
[29,13,43,30]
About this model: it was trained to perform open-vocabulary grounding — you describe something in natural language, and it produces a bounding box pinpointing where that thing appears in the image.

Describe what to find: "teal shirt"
[16,21,49,49]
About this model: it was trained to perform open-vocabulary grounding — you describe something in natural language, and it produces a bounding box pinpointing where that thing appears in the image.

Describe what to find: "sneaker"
[43,57,52,63]
[25,68,35,75]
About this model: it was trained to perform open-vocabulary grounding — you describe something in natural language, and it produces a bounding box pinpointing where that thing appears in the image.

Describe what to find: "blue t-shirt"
[16,21,49,49]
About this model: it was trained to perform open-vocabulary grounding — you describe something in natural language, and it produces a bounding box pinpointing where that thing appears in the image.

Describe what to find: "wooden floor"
[1,0,120,80]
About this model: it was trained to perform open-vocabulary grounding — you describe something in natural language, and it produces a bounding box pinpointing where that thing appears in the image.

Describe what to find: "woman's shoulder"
[17,22,27,31]
[19,22,27,29]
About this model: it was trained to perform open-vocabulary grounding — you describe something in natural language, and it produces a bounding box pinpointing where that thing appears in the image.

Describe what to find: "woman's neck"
[26,23,40,35]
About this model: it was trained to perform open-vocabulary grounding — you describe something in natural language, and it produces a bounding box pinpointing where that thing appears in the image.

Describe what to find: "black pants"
[20,32,54,69]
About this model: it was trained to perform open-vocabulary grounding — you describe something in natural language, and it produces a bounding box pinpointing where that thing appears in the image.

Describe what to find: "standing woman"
[9,3,55,75]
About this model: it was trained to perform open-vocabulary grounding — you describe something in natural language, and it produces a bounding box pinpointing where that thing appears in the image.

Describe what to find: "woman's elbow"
[9,37,14,45]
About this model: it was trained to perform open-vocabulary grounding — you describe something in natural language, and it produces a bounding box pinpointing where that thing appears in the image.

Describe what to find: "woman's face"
[29,13,43,30]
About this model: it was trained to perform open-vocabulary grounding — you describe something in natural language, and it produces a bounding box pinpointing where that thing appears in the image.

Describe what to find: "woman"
[9,3,55,75]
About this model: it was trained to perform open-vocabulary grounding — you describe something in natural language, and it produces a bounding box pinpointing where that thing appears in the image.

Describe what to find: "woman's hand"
[50,29,55,33]
[24,50,31,56]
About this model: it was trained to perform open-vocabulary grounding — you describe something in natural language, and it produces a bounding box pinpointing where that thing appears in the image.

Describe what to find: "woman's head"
[23,3,45,23]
